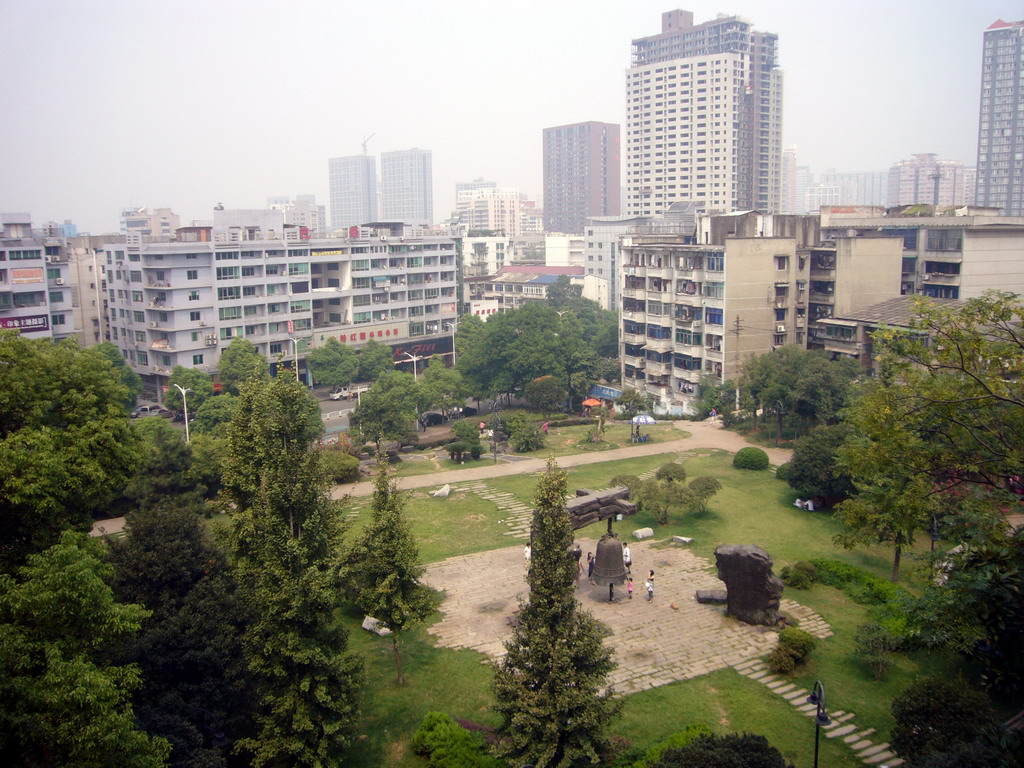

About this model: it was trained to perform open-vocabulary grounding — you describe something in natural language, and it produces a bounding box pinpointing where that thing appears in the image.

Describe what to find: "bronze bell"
[592,533,628,588]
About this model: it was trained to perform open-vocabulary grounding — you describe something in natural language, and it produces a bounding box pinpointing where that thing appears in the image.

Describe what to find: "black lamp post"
[930,514,940,552]
[807,680,831,768]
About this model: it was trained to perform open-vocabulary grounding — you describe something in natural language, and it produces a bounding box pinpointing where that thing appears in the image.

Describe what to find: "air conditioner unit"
[48,255,61,263]
[380,235,387,241]
[150,322,158,327]
[199,321,207,326]
[55,278,64,285]
[922,274,931,280]
[777,325,786,333]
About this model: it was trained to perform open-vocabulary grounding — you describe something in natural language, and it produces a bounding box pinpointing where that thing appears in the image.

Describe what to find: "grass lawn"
[612,668,859,767]
[512,422,685,458]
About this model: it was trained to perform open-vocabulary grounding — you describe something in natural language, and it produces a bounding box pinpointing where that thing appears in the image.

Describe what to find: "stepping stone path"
[449,481,535,539]
[732,658,902,767]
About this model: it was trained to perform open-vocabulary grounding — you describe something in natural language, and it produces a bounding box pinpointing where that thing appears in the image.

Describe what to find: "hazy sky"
[1,0,1018,233]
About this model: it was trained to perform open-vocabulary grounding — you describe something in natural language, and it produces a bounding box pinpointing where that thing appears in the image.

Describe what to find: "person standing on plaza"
[627,576,634,600]
[587,552,595,585]
[524,544,531,566]
[622,542,632,574]
[645,577,654,602]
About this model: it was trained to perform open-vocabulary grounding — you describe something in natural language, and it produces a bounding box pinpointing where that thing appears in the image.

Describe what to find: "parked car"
[328,387,345,400]
[420,412,445,427]
[460,406,478,417]
[329,383,372,400]
[131,405,172,419]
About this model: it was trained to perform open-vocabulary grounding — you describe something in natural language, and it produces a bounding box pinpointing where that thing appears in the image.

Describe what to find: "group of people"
[579,542,655,602]
[793,498,816,511]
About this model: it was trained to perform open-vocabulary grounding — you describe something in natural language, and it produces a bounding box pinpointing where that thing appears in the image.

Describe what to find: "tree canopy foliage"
[95,341,143,407]
[351,370,420,448]
[307,338,358,388]
[224,370,362,767]
[0,532,170,767]
[493,460,619,767]
[356,339,396,383]
[216,337,268,395]
[164,366,215,413]
[0,332,141,572]
[786,424,856,505]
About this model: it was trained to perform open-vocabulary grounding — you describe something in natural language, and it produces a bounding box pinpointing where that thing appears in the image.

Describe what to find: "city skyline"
[0,0,1014,233]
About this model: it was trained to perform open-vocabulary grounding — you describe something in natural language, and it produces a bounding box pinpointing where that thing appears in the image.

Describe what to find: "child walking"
[627,576,634,600]
[645,577,654,602]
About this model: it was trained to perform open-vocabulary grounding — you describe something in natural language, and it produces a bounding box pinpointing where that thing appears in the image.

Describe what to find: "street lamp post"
[401,352,423,380]
[288,338,302,384]
[807,680,831,768]
[173,384,192,444]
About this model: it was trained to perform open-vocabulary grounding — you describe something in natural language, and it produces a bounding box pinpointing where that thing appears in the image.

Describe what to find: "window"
[192,354,204,365]
[774,255,788,270]
[137,351,149,365]
[49,291,63,303]
[51,313,65,325]
[926,230,963,252]
[217,287,241,301]
[219,306,242,320]
[9,249,41,260]
[190,311,201,322]
[705,307,723,325]
[129,271,142,283]
[133,311,145,323]
[188,290,199,301]
[706,254,724,271]
[131,291,143,302]
[187,269,198,280]
[703,281,724,299]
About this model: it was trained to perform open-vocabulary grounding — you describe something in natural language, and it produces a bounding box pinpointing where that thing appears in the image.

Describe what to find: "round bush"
[733,447,770,471]
[778,627,817,661]
[765,646,796,675]
[774,462,791,482]
[655,462,688,484]
[891,678,996,761]
[321,451,362,484]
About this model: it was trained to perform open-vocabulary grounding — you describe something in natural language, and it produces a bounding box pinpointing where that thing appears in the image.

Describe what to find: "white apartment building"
[626,10,783,217]
[0,213,79,341]
[454,188,527,237]
[380,149,433,224]
[268,195,327,237]
[120,207,180,237]
[101,221,458,392]
[584,215,652,311]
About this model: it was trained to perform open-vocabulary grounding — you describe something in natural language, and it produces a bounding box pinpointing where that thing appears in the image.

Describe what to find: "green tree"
[164,367,215,413]
[121,424,200,510]
[191,392,238,438]
[216,337,268,395]
[493,460,619,767]
[687,476,722,515]
[345,456,434,684]
[223,370,362,768]
[186,433,227,498]
[786,424,856,505]
[0,332,141,572]
[307,338,358,388]
[0,532,170,767]
[890,678,995,763]
[617,389,655,418]
[635,478,690,525]
[651,733,793,768]
[421,357,470,418]
[524,375,567,416]
[351,370,419,449]
[95,341,143,408]
[107,500,253,767]
[356,339,396,382]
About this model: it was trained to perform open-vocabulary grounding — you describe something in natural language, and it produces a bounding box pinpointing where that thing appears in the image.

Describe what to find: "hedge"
[411,712,502,768]
[733,447,770,471]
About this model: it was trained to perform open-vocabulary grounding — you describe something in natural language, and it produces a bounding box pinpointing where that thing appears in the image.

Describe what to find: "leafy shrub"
[733,447,769,471]
[447,441,471,462]
[321,450,362,484]
[778,627,816,661]
[780,561,817,589]
[510,422,546,452]
[547,417,596,428]
[609,474,641,493]
[891,679,996,762]
[468,442,482,460]
[774,462,791,482]
[767,627,816,675]
[809,559,909,606]
[686,476,722,514]
[651,733,792,768]
[411,711,502,768]
[627,723,712,768]
[765,646,796,675]
[656,462,688,483]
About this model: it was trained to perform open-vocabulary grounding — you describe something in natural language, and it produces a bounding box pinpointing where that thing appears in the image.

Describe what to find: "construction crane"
[361,133,375,156]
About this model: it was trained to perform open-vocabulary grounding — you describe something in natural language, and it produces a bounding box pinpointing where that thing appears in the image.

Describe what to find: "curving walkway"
[332,419,791,500]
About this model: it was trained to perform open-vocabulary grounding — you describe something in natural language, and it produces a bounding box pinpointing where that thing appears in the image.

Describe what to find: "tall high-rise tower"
[543,121,621,234]
[380,148,433,223]
[328,155,377,229]
[625,9,782,216]
[977,19,1024,215]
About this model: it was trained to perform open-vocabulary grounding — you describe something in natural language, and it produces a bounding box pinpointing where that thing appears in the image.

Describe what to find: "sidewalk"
[332,419,791,499]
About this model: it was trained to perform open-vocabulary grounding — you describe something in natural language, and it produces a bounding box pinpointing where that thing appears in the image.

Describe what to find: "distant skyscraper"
[781,148,797,213]
[626,10,783,216]
[794,166,812,214]
[380,148,433,223]
[328,155,377,229]
[977,19,1024,215]
[543,121,620,234]
[456,178,497,195]
[819,170,888,207]
[888,154,969,207]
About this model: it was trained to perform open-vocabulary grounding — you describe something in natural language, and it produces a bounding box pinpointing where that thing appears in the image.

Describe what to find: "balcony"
[644,359,671,375]
[922,272,960,284]
[645,336,673,352]
[150,339,173,351]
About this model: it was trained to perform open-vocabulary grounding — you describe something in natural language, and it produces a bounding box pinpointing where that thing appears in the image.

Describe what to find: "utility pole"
[730,316,743,411]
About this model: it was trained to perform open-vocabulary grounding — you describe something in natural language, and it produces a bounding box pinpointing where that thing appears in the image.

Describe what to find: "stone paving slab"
[422,537,830,695]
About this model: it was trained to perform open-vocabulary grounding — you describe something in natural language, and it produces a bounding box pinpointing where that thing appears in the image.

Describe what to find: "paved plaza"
[421,535,831,695]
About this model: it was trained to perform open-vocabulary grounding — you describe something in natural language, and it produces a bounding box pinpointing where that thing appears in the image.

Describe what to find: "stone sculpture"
[713,544,783,626]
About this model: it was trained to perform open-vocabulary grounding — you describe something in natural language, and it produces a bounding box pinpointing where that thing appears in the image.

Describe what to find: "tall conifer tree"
[223,370,362,768]
[493,460,619,767]
[345,455,434,684]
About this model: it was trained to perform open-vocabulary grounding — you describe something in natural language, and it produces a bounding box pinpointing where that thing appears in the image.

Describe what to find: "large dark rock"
[714,544,783,626]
